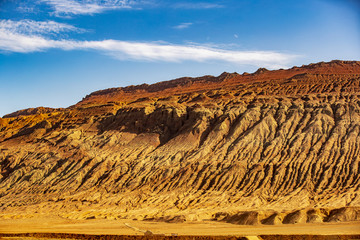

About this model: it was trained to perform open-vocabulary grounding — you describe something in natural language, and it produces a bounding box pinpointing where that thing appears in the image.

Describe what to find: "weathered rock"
[0,61,360,225]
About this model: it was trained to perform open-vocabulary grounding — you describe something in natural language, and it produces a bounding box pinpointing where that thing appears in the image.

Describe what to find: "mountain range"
[1,60,360,225]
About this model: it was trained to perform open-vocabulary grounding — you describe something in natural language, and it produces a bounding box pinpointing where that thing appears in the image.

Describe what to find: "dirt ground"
[0,216,359,236]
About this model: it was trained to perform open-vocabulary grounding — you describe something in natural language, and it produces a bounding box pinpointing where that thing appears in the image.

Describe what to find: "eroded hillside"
[0,60,360,225]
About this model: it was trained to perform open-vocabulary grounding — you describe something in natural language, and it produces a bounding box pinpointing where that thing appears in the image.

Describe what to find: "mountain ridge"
[76,60,360,107]
[3,60,359,118]
[0,60,360,225]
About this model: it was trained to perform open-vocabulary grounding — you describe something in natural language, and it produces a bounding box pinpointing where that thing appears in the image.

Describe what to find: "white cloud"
[90,40,295,68]
[172,2,224,9]
[0,19,83,52]
[17,5,36,13]
[40,0,224,15]
[173,22,193,29]
[0,20,296,68]
[40,0,135,15]
[0,19,81,35]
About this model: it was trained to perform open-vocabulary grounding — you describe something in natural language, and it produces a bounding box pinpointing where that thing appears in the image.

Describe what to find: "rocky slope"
[0,60,360,225]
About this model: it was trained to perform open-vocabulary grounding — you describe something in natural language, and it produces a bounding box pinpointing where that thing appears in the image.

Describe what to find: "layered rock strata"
[0,60,360,225]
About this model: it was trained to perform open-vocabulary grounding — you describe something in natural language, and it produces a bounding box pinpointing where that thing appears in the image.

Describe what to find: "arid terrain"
[0,60,360,236]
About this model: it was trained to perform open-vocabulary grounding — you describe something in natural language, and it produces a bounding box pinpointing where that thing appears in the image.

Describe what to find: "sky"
[0,0,359,117]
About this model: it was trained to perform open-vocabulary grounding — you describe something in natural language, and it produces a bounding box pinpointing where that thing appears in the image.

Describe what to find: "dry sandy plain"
[0,216,359,237]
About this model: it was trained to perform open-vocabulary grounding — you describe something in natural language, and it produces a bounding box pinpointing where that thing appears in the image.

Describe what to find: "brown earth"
[0,60,360,229]
[0,217,359,236]
[1,232,359,240]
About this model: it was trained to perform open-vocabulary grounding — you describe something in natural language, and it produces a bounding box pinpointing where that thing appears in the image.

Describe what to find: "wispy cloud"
[40,0,136,16]
[0,20,296,68]
[17,2,37,13]
[173,22,193,29]
[0,19,81,35]
[172,2,224,9]
[94,41,295,69]
[0,19,83,52]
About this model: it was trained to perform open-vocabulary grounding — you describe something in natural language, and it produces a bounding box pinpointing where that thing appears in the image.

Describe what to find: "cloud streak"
[173,22,193,29]
[40,0,225,15]
[0,19,81,35]
[40,0,135,15]
[0,20,296,68]
[172,2,224,9]
[89,40,295,68]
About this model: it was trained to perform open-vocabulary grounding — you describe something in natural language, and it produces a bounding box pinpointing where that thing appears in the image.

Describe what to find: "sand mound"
[282,210,307,224]
[212,207,360,225]
[215,212,259,225]
[225,212,259,225]
[325,207,360,222]
[261,213,283,225]
[144,215,186,223]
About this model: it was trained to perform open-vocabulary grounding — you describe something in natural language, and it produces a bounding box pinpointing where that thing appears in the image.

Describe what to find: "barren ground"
[0,216,359,236]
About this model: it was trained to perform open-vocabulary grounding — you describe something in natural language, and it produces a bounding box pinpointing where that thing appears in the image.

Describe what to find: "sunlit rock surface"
[1,60,360,225]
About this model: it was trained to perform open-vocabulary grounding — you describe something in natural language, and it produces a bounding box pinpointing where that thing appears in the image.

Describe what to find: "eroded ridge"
[0,60,360,225]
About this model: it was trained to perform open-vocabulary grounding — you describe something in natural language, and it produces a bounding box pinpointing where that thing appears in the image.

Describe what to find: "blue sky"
[0,0,359,117]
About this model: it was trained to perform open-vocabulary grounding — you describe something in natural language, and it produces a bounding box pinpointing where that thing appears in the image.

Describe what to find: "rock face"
[2,107,63,118]
[1,60,360,224]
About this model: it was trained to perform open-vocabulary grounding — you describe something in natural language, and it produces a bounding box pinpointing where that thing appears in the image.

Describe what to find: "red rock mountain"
[0,60,360,225]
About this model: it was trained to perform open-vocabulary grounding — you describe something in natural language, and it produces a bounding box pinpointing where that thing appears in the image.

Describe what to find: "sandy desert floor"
[0,216,359,236]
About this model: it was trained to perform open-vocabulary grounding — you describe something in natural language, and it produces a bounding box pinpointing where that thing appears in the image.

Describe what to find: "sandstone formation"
[0,60,360,225]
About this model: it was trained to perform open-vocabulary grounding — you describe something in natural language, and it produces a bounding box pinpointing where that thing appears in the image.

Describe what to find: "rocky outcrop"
[0,61,360,225]
[76,60,360,107]
[2,107,62,118]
